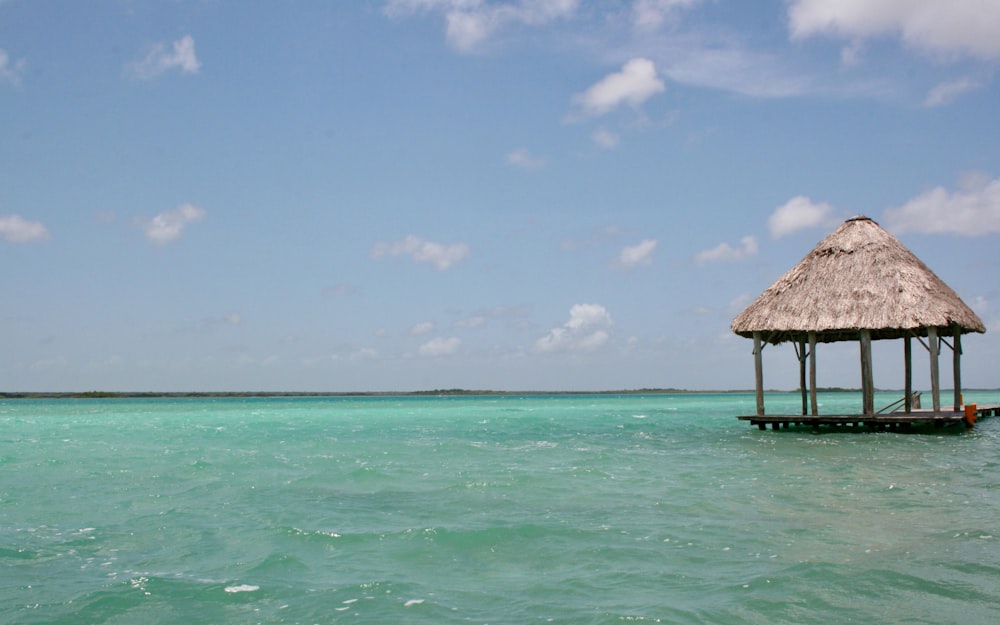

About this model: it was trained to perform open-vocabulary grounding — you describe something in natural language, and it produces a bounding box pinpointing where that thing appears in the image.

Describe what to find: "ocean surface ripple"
[2,392,999,624]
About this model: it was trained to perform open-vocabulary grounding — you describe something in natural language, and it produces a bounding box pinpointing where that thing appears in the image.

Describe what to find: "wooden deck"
[738,404,1000,431]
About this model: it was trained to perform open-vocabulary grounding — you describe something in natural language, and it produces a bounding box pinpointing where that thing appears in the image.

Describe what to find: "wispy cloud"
[140,203,206,245]
[371,235,471,270]
[883,173,1000,236]
[535,303,612,353]
[383,0,579,53]
[632,0,702,31]
[569,58,665,120]
[330,345,381,362]
[592,127,620,149]
[383,1,998,105]
[126,35,201,80]
[0,214,50,243]
[655,40,813,99]
[924,77,982,107]
[419,336,461,357]
[0,48,26,87]
[617,239,657,268]
[197,313,242,331]
[385,2,814,100]
[455,305,528,331]
[410,321,435,336]
[695,235,758,265]
[768,196,834,238]
[454,315,487,329]
[506,148,546,169]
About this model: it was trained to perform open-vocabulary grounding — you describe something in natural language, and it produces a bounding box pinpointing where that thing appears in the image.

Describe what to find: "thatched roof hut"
[732,216,985,417]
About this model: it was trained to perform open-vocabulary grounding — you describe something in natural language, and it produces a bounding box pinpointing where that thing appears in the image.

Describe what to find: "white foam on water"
[224,584,260,593]
[404,599,424,607]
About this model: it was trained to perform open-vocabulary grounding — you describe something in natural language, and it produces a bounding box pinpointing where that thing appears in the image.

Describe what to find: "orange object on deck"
[964,403,978,426]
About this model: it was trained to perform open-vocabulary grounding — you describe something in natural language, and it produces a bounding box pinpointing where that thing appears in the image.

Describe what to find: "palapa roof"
[731,216,985,345]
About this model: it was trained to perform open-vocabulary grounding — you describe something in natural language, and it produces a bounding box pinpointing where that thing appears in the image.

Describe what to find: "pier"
[739,404,1000,432]
[729,217,987,432]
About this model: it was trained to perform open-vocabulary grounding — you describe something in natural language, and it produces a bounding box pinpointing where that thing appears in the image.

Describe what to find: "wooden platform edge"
[738,405,1000,431]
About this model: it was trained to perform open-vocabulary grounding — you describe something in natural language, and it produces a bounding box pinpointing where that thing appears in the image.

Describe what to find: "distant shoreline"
[0,389,761,399]
[3,388,995,399]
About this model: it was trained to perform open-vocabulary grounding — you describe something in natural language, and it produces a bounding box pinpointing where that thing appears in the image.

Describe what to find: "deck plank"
[737,405,998,430]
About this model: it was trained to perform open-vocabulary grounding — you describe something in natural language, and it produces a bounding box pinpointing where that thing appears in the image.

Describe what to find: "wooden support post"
[928,327,941,415]
[809,333,818,416]
[753,332,765,417]
[798,339,807,416]
[860,329,874,416]
[953,327,962,412]
[904,336,912,413]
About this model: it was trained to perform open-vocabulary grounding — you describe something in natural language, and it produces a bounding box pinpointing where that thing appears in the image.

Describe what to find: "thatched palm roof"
[731,216,985,345]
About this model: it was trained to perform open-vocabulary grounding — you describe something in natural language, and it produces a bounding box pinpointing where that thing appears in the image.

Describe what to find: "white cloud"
[506,148,546,169]
[419,336,461,357]
[535,303,613,353]
[839,39,865,67]
[633,0,701,30]
[141,203,206,245]
[386,3,809,100]
[0,48,26,86]
[0,214,50,243]
[456,306,527,330]
[657,41,813,99]
[127,35,201,80]
[331,346,380,362]
[788,0,1000,61]
[352,347,380,360]
[883,175,1000,236]
[618,239,657,268]
[570,58,665,119]
[695,235,758,264]
[371,235,471,270]
[924,77,981,107]
[410,321,435,336]
[383,0,578,53]
[592,127,620,149]
[454,315,486,329]
[446,10,497,52]
[768,195,833,238]
[198,313,242,331]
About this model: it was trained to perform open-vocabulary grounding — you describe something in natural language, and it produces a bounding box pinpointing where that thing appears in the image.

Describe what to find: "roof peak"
[846,215,876,224]
[731,212,985,342]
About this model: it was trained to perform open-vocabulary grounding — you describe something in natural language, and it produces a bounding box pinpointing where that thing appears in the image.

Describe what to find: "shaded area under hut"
[731,216,987,428]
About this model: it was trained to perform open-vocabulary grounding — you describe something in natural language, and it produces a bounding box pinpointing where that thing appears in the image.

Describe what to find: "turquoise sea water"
[3,391,1000,625]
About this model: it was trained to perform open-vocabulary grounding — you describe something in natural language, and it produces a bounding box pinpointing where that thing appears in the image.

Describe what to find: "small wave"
[224,584,259,593]
[290,527,341,539]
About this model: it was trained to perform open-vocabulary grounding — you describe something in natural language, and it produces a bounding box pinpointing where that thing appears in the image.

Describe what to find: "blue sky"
[2,0,999,392]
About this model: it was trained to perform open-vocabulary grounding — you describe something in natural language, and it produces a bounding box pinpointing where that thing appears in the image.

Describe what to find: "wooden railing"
[877,391,922,414]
